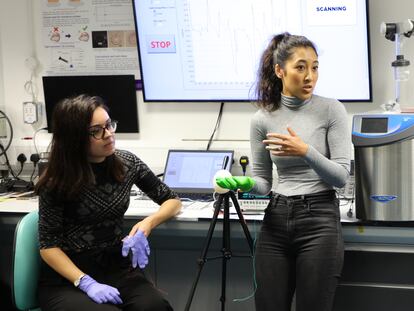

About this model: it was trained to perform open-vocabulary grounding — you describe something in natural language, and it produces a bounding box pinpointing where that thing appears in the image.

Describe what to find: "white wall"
[0,0,413,173]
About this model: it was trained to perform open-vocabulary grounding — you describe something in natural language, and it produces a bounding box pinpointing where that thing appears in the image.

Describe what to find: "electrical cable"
[33,127,48,155]
[24,72,38,103]
[232,220,258,303]
[29,153,40,182]
[0,110,13,157]
[0,144,23,181]
[29,166,37,183]
[15,153,27,178]
[206,102,224,151]
[15,162,25,178]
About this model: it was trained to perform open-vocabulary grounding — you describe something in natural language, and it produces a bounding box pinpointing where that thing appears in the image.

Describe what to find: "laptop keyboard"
[176,192,213,201]
[131,189,213,202]
[131,199,209,210]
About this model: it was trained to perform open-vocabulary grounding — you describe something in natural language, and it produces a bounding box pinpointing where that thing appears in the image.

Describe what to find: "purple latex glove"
[122,230,150,268]
[78,275,123,305]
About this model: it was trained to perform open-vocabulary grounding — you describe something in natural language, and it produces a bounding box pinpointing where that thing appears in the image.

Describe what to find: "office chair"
[11,211,41,310]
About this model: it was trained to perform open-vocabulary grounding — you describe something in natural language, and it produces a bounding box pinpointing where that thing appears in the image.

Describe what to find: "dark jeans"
[38,246,173,311]
[255,190,343,311]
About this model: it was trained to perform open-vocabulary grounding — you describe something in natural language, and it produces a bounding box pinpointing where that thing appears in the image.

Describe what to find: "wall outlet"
[11,145,36,167]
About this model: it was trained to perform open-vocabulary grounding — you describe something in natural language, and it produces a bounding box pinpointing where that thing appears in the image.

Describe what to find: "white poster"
[41,0,139,78]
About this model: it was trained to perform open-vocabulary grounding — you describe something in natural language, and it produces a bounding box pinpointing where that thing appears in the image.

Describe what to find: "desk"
[2,198,414,310]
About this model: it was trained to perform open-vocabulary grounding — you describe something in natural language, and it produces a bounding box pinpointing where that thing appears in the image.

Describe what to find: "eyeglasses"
[88,120,118,140]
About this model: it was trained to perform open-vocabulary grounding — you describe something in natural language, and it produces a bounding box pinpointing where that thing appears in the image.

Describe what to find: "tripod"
[185,190,254,311]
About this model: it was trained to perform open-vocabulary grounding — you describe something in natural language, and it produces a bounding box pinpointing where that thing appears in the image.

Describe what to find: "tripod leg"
[220,193,232,311]
[185,194,224,311]
[229,191,254,254]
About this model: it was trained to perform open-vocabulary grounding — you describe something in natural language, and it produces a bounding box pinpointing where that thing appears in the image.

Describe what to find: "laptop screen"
[163,150,234,194]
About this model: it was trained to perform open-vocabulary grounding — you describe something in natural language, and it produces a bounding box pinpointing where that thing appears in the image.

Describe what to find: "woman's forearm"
[40,247,85,284]
[128,198,182,236]
[149,198,182,227]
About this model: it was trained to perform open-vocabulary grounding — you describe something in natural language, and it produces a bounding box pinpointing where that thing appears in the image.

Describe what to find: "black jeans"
[254,190,343,311]
[38,246,173,311]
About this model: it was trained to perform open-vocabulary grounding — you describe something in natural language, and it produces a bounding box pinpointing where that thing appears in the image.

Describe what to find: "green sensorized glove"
[215,176,256,192]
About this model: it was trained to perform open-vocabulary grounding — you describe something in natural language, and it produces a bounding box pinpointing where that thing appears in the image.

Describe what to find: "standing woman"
[36,95,181,310]
[253,32,351,311]
[216,33,351,310]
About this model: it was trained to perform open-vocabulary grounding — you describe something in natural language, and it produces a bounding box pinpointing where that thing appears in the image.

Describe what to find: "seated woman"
[36,94,181,310]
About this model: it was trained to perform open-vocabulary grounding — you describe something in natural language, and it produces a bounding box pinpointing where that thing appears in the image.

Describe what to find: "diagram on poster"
[41,0,139,77]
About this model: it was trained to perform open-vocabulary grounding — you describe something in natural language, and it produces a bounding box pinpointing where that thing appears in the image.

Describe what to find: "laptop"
[162,150,234,201]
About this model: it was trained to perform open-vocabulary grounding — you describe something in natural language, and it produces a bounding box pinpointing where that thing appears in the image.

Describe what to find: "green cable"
[232,219,258,303]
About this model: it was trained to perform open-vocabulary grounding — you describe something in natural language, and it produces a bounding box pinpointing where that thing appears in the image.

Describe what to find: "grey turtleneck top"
[250,94,351,196]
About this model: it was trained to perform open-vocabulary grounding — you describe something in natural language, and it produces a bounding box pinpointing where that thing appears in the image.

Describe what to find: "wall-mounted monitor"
[132,0,371,102]
[42,75,139,133]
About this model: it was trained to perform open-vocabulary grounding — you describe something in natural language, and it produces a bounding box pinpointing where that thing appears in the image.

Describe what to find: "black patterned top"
[38,150,178,252]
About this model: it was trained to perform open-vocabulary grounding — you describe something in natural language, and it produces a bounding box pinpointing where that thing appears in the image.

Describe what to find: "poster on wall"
[41,0,140,80]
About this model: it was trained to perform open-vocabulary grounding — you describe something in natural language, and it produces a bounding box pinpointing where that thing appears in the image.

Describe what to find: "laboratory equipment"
[352,114,414,220]
[380,19,414,111]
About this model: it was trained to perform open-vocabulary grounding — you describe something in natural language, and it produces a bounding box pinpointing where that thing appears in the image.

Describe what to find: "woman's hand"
[128,218,153,237]
[78,275,123,304]
[263,127,308,157]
